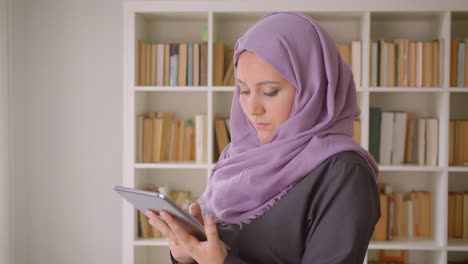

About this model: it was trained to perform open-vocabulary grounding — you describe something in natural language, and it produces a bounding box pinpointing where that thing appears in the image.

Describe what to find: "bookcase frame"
[122,1,468,263]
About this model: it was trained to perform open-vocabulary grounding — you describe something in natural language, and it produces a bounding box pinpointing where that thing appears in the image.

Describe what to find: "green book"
[369,107,382,163]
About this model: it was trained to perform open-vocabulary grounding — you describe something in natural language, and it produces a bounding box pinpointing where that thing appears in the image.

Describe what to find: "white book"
[392,112,408,165]
[458,42,466,87]
[156,44,164,86]
[418,118,426,166]
[380,111,395,165]
[195,115,207,162]
[425,118,438,166]
[351,41,361,88]
[416,41,423,87]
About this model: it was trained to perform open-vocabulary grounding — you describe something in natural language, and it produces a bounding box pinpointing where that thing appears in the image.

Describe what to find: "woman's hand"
[146,207,194,264]
[146,203,227,264]
[160,210,227,264]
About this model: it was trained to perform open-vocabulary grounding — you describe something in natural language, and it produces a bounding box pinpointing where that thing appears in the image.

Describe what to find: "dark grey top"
[173,151,380,264]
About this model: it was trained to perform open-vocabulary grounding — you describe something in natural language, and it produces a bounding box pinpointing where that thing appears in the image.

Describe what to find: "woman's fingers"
[159,211,200,253]
[145,210,178,243]
[189,203,203,224]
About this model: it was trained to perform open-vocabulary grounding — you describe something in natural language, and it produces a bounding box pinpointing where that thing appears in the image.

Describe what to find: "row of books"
[370,108,438,166]
[449,121,468,166]
[213,43,235,86]
[448,191,468,239]
[369,250,407,264]
[373,183,432,241]
[137,184,193,239]
[137,41,208,86]
[213,117,231,160]
[370,39,442,88]
[337,41,362,88]
[450,38,468,87]
[136,112,208,163]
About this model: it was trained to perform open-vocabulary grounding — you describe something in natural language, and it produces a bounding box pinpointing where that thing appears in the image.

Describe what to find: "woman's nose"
[247,94,265,116]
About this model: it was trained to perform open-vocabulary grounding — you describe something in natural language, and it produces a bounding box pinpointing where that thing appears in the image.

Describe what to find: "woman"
[146,11,380,264]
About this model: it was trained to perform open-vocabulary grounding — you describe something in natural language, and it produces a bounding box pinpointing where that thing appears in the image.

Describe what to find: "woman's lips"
[253,123,270,129]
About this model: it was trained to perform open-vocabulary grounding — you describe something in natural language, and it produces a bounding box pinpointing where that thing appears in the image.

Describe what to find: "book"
[387,42,395,87]
[374,194,388,241]
[404,119,414,164]
[137,115,144,163]
[178,43,188,86]
[215,119,230,158]
[458,42,466,87]
[156,43,164,86]
[193,43,200,86]
[213,42,225,86]
[195,115,207,162]
[380,111,395,165]
[450,39,459,87]
[425,118,438,166]
[422,41,433,87]
[187,43,193,86]
[353,119,360,144]
[351,41,361,88]
[169,43,179,86]
[391,112,407,165]
[369,107,382,162]
[408,41,416,87]
[449,121,455,165]
[338,43,351,66]
[417,119,426,166]
[416,41,423,87]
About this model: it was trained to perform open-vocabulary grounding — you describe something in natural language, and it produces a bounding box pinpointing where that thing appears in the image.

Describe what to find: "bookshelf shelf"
[134,86,210,92]
[134,163,209,169]
[447,239,468,251]
[211,86,235,92]
[134,238,169,247]
[123,2,468,264]
[449,88,468,92]
[378,165,444,172]
[369,87,445,92]
[369,238,441,251]
[448,166,468,172]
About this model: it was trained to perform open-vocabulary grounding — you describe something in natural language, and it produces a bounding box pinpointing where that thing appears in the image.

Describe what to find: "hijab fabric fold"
[198,12,379,225]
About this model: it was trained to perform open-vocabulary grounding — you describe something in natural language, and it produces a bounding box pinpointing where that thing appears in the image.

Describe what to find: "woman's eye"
[263,90,279,96]
[239,90,250,95]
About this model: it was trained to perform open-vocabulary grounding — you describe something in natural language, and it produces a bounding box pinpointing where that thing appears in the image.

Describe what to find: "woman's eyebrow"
[236,79,281,86]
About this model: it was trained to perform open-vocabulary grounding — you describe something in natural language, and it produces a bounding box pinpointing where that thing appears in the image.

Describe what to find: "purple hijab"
[198,12,379,225]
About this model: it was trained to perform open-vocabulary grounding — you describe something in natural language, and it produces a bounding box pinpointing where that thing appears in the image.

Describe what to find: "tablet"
[114,185,207,241]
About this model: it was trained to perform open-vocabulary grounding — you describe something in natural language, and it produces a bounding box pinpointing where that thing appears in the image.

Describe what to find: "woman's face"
[236,52,296,144]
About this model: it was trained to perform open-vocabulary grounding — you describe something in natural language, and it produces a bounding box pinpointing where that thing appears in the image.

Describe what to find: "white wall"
[0,0,10,263]
[10,0,123,263]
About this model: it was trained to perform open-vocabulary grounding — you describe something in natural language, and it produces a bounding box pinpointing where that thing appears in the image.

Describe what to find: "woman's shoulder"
[326,151,370,169]
[311,151,374,183]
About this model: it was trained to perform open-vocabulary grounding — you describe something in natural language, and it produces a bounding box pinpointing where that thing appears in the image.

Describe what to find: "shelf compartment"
[377,171,445,243]
[134,246,172,264]
[135,12,208,44]
[447,239,468,251]
[135,91,208,121]
[367,248,443,264]
[448,250,468,263]
[134,169,208,199]
[371,12,446,41]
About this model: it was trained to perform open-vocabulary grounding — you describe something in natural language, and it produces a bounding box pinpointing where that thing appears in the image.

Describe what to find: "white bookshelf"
[122,1,468,263]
